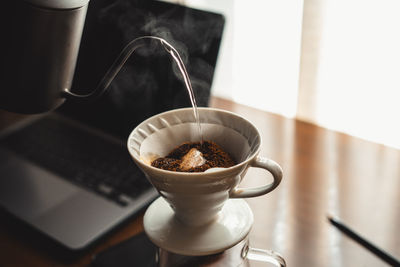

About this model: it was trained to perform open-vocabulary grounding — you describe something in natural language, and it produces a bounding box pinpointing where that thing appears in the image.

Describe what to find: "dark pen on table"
[327,215,400,267]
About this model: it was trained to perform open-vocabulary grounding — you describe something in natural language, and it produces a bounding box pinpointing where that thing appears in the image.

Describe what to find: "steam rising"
[65,0,224,139]
[97,0,223,108]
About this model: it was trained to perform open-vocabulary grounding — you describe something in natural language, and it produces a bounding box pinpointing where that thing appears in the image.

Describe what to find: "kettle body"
[0,0,89,114]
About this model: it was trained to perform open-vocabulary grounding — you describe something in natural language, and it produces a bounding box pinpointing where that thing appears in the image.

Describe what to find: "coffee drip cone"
[127,107,264,256]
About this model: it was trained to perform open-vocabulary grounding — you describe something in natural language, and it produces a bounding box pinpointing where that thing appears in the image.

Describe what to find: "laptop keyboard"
[0,114,154,207]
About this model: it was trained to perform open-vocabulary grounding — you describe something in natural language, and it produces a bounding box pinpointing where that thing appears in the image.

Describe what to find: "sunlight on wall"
[231,0,303,118]
[167,0,304,118]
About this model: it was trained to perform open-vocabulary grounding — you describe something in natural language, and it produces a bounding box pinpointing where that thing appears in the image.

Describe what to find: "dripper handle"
[229,156,283,198]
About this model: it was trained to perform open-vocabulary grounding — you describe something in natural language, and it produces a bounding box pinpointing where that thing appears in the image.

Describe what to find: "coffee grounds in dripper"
[151,141,236,172]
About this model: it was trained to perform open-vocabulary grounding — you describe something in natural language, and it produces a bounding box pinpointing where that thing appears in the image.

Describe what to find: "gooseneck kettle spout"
[62,36,183,101]
[0,0,186,114]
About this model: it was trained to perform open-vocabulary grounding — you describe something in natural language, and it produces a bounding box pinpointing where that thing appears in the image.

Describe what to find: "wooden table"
[1,96,399,266]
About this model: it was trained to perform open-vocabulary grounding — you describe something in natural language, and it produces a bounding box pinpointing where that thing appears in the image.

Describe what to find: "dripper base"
[143,197,254,256]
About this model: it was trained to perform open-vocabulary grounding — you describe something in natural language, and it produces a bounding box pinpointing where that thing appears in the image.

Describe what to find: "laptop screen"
[58,0,225,140]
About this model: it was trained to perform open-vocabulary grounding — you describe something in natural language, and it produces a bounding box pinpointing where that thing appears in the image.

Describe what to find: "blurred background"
[164,0,400,149]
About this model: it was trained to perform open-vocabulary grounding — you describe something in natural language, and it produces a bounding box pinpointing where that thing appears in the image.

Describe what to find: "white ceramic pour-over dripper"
[127,107,283,256]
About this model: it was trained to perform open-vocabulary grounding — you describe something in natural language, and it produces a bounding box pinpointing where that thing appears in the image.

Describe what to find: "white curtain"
[297,0,400,148]
[163,0,400,148]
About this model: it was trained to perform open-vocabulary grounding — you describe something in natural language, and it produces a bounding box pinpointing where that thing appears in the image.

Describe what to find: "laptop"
[0,0,224,251]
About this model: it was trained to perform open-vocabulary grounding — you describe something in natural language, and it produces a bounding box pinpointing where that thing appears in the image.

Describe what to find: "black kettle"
[0,0,180,114]
[0,0,90,114]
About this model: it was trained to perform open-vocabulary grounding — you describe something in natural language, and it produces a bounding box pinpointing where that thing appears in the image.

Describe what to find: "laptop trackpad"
[0,148,79,221]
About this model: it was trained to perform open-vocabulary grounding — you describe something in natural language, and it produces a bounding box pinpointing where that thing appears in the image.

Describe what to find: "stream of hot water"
[160,38,203,144]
